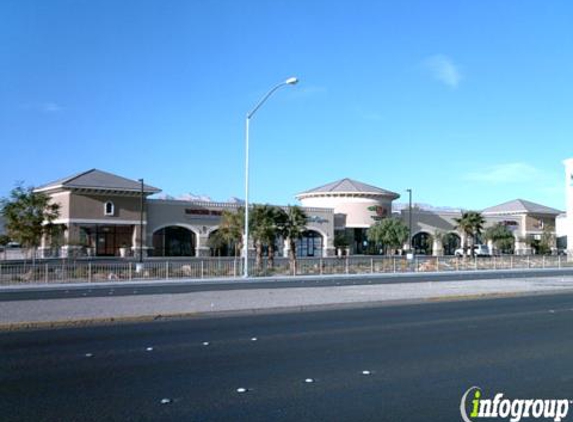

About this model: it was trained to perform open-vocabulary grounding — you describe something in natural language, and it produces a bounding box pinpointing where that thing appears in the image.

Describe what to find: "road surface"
[3,293,573,421]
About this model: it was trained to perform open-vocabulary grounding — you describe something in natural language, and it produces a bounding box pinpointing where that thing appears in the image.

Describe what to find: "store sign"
[307,215,328,224]
[185,208,222,217]
[367,205,388,221]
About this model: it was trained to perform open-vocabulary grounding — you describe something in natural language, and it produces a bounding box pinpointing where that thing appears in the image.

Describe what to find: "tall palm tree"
[454,211,485,257]
[218,208,244,257]
[249,205,280,271]
[276,206,308,274]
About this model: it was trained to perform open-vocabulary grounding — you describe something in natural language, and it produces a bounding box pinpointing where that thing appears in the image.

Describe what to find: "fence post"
[474,256,477,271]
[370,258,374,274]
[510,255,513,269]
[527,255,530,269]
[345,257,349,274]
[201,260,204,279]
[129,262,132,281]
[542,255,546,269]
[436,257,439,272]
[294,260,297,276]
[393,257,396,273]
[88,263,92,283]
[320,258,323,275]
[166,261,169,280]
[559,254,562,269]
[45,263,49,283]
[233,259,237,277]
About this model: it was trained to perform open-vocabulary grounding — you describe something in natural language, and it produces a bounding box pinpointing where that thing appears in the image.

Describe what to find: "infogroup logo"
[460,387,570,422]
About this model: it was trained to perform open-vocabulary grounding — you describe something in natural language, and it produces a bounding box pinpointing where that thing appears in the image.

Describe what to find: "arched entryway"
[296,230,324,257]
[152,226,196,257]
[412,231,432,255]
[442,232,461,255]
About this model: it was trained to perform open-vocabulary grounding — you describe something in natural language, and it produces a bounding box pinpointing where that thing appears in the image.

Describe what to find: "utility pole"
[139,178,144,263]
[406,188,412,253]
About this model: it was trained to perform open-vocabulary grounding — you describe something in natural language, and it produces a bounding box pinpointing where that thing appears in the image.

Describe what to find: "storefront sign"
[367,205,388,221]
[185,208,222,217]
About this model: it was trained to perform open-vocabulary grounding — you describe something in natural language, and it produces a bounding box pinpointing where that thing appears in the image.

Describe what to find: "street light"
[138,178,144,263]
[406,189,412,253]
[243,77,299,278]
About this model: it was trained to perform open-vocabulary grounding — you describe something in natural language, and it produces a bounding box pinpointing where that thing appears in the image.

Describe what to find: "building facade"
[31,169,562,258]
[296,178,400,255]
[35,169,335,258]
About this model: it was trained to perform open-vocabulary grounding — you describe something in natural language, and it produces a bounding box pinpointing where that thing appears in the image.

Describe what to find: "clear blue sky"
[1,0,572,210]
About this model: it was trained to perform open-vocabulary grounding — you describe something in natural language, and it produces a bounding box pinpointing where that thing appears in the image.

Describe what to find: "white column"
[432,237,443,256]
[283,239,290,258]
[487,239,494,255]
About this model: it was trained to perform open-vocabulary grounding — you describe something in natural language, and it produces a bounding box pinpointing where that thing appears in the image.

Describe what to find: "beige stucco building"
[399,199,560,256]
[296,178,399,255]
[35,169,334,258]
[31,169,561,258]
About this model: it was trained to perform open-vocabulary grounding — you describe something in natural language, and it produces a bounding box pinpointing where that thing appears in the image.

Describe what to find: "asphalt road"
[2,267,573,302]
[3,293,573,422]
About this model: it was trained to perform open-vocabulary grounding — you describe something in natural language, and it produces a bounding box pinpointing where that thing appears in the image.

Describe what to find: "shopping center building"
[33,169,335,258]
[28,167,564,258]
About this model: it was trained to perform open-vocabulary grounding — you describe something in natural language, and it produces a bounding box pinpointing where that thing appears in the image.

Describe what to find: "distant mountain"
[154,193,175,200]
[392,202,462,213]
[176,193,213,202]
[155,193,245,204]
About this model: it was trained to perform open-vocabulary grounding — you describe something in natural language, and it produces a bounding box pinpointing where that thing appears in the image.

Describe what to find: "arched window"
[152,226,196,256]
[104,201,115,216]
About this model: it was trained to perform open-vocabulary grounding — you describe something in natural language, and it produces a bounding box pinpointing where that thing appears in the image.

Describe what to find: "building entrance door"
[97,227,116,256]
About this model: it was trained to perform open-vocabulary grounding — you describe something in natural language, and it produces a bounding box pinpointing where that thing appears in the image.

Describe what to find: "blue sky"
[1,0,572,210]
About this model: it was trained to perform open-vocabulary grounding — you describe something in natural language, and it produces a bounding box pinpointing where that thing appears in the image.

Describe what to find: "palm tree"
[276,206,307,274]
[454,211,485,257]
[249,205,281,271]
[217,208,244,257]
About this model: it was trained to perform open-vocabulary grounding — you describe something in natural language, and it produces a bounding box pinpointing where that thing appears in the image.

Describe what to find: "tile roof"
[482,199,562,215]
[35,169,161,194]
[298,178,399,198]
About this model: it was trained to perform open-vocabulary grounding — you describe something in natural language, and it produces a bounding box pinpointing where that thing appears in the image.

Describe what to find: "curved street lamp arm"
[246,82,288,119]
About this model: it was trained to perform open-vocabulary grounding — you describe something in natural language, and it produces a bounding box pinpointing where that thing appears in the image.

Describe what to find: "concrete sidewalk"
[3,274,573,330]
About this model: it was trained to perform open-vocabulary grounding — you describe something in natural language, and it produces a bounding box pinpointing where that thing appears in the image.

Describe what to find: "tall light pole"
[243,77,299,278]
[138,178,144,263]
[406,188,412,253]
